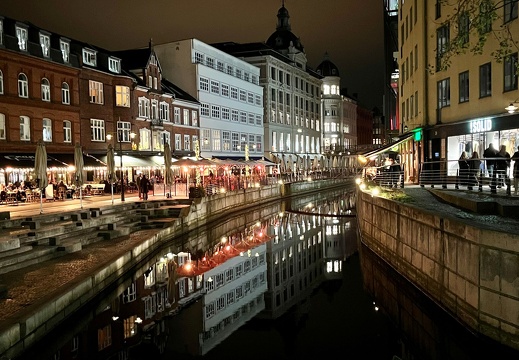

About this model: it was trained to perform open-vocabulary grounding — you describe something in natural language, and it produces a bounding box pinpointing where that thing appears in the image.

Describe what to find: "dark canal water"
[15,187,519,360]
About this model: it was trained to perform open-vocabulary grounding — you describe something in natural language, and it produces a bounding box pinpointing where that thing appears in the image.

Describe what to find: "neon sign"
[469,118,492,133]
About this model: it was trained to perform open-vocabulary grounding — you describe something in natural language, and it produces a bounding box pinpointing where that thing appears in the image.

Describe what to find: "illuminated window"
[89,80,104,104]
[63,120,71,143]
[82,48,97,66]
[60,39,70,63]
[0,113,5,139]
[16,25,28,51]
[97,325,112,351]
[61,82,70,104]
[41,78,50,102]
[39,32,50,57]
[20,116,30,141]
[43,118,52,142]
[18,73,28,98]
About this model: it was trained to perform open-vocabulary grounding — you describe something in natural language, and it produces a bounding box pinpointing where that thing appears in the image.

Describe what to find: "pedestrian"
[495,144,511,188]
[512,146,519,195]
[136,173,142,199]
[458,151,469,187]
[468,151,481,190]
[140,174,150,200]
[390,157,402,188]
[483,143,498,178]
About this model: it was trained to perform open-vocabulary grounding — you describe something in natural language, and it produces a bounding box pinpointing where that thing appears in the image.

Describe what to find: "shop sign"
[469,118,492,133]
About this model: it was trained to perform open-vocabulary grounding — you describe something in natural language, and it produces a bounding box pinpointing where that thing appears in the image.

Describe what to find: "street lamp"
[107,130,136,202]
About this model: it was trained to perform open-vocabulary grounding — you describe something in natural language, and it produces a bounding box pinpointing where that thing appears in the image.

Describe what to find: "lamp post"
[107,130,136,202]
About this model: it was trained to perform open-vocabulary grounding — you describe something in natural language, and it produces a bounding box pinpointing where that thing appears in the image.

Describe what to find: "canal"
[14,186,519,360]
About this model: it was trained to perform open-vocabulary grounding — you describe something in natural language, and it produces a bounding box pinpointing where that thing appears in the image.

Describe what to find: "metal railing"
[419,158,512,195]
[360,164,405,189]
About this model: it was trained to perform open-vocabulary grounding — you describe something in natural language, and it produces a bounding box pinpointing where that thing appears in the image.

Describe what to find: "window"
[90,118,105,142]
[192,110,198,126]
[184,134,190,151]
[174,133,181,151]
[504,53,518,92]
[200,104,209,117]
[210,80,219,94]
[16,25,28,51]
[231,87,238,99]
[41,78,51,102]
[97,325,112,351]
[43,118,52,142]
[160,102,170,121]
[82,48,97,66]
[174,107,181,123]
[221,83,229,97]
[212,129,221,151]
[255,95,262,106]
[505,0,518,23]
[222,107,230,120]
[140,128,151,150]
[436,25,449,71]
[183,109,190,125]
[232,132,240,151]
[217,61,224,72]
[479,62,492,97]
[211,105,221,119]
[0,113,5,140]
[222,131,231,151]
[199,77,209,91]
[63,120,71,143]
[437,78,450,109]
[108,57,121,73]
[61,82,70,104]
[0,19,3,46]
[195,52,204,64]
[60,39,70,63]
[435,0,441,19]
[476,1,492,35]
[256,135,262,152]
[18,73,28,98]
[138,97,150,118]
[459,71,469,103]
[226,65,234,75]
[117,121,132,142]
[115,85,130,107]
[151,100,158,119]
[231,109,238,122]
[20,116,30,141]
[123,316,137,339]
[39,33,50,58]
[0,70,3,94]
[89,80,104,104]
[236,69,242,79]
[206,57,214,68]
[458,12,469,45]
[239,90,247,102]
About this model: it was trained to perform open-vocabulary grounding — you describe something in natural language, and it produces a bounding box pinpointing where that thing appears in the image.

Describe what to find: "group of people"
[135,174,151,200]
[459,143,519,193]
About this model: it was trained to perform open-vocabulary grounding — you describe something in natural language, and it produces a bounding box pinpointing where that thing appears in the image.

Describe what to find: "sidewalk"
[0,191,186,220]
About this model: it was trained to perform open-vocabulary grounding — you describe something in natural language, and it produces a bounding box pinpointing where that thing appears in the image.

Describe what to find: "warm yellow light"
[278,180,284,185]
[359,183,366,190]
[220,187,226,193]
[358,155,367,164]
[355,177,362,185]
[372,187,380,196]
[221,236,227,243]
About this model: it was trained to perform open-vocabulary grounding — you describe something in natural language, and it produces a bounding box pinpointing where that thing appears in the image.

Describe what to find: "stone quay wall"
[356,189,519,350]
[0,179,349,358]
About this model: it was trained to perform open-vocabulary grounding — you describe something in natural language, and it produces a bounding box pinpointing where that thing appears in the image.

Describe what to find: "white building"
[154,38,265,159]
[213,4,323,172]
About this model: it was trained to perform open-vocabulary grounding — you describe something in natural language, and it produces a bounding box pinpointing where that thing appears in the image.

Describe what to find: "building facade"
[154,39,264,160]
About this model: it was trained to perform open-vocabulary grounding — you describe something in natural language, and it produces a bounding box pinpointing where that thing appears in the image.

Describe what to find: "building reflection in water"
[20,191,358,360]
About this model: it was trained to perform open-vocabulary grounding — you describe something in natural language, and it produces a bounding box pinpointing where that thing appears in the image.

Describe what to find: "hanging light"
[505,103,518,113]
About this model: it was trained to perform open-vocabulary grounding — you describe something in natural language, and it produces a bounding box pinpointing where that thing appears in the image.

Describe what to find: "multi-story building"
[384,0,400,141]
[154,39,264,161]
[399,0,519,181]
[212,4,323,172]
[113,43,200,159]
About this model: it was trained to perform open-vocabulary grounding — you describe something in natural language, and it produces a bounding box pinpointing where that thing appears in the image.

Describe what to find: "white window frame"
[175,133,181,151]
[41,78,51,102]
[183,109,190,125]
[200,104,209,117]
[0,113,6,140]
[0,19,3,46]
[139,128,151,150]
[90,118,105,142]
[0,70,3,94]
[160,102,170,121]
[82,48,97,66]
[199,77,209,92]
[43,118,52,142]
[184,134,190,151]
[210,80,219,94]
[192,110,198,126]
[61,82,70,104]
[194,51,204,64]
[108,57,121,73]
[151,100,159,119]
[63,120,71,143]
[117,121,132,142]
[89,80,104,104]
[20,116,30,141]
[18,73,28,98]
[115,85,130,107]
[138,97,150,118]
[212,129,221,151]
[174,107,181,123]
[60,39,70,63]
[39,32,50,58]
[16,25,28,51]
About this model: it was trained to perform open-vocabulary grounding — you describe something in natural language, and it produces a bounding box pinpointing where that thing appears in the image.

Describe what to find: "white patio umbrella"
[164,142,173,197]
[74,143,84,209]
[34,139,48,214]
[107,144,117,205]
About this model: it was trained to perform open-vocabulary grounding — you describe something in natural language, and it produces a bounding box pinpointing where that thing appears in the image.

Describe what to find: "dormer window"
[108,57,120,73]
[60,39,70,63]
[16,25,28,51]
[0,19,4,46]
[82,48,97,66]
[39,32,50,58]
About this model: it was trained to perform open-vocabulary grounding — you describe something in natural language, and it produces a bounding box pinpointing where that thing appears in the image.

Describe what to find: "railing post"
[490,171,497,194]
[442,160,447,189]
[455,168,459,190]
[478,171,483,192]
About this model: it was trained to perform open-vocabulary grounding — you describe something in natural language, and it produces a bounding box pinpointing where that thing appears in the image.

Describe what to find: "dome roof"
[316,53,340,77]
[266,5,305,53]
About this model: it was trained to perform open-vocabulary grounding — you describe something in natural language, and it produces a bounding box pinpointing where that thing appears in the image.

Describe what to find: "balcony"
[151,118,164,129]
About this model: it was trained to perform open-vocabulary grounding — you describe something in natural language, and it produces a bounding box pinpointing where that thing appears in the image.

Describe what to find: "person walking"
[495,145,511,188]
[483,143,498,178]
[512,146,519,195]
[140,174,150,200]
[136,173,142,200]
[468,151,481,191]
[458,151,469,187]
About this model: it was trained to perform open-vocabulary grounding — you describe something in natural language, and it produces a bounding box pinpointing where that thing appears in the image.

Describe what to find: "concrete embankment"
[0,179,349,359]
[356,188,519,351]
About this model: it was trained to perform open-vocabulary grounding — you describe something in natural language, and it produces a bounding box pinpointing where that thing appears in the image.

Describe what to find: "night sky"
[1,0,384,110]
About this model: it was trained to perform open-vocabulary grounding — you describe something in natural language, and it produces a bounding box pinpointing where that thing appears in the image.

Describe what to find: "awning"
[97,154,164,167]
[359,131,415,160]
[0,153,102,169]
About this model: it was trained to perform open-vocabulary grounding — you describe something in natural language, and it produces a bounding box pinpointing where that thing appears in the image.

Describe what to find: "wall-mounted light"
[505,102,518,114]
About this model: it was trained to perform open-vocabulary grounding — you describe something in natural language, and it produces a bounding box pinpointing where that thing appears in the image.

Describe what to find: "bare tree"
[432,0,519,73]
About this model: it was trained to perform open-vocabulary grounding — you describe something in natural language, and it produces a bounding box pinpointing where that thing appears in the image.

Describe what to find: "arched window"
[18,73,28,98]
[61,82,70,104]
[43,118,52,142]
[41,78,50,102]
[0,70,3,94]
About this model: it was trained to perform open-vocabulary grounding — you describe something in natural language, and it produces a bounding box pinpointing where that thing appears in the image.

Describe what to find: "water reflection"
[17,190,357,360]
